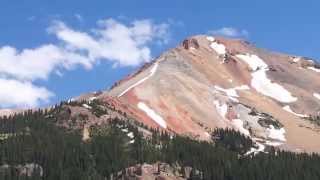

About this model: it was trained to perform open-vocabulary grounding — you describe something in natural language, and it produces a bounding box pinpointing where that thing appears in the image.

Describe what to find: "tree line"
[0,104,320,180]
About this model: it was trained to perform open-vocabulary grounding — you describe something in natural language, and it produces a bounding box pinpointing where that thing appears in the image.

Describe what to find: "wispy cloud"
[208,27,249,38]
[49,18,170,67]
[0,18,170,108]
[0,79,53,108]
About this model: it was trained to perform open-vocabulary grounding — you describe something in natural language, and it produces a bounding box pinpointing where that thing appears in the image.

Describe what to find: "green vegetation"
[258,118,283,129]
[88,100,109,117]
[212,128,254,154]
[0,105,320,180]
[306,115,320,126]
[248,108,283,129]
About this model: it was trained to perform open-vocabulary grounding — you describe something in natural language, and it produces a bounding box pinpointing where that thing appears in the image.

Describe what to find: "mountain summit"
[92,35,320,153]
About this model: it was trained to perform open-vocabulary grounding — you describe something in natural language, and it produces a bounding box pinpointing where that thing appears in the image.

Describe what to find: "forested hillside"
[0,103,320,180]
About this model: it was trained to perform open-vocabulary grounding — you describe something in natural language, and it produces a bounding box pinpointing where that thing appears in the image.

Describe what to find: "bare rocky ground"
[116,162,200,180]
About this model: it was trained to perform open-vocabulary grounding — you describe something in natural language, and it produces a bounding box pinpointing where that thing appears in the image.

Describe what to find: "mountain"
[2,35,320,179]
[75,35,319,153]
[1,35,320,154]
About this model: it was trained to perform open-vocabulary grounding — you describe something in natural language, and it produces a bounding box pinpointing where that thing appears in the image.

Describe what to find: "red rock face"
[226,105,238,121]
[102,92,160,129]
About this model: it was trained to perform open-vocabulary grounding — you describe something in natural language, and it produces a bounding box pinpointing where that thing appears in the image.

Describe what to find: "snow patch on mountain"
[265,141,283,147]
[308,67,320,73]
[210,41,226,55]
[204,132,211,138]
[267,125,286,142]
[213,100,228,118]
[121,128,129,133]
[82,104,92,109]
[127,132,134,139]
[118,63,159,97]
[236,54,297,103]
[137,102,167,129]
[292,57,301,63]
[235,85,251,91]
[214,85,250,102]
[231,119,250,136]
[245,142,265,155]
[314,93,320,100]
[214,86,238,97]
[283,105,308,118]
[206,36,215,42]
[236,54,268,71]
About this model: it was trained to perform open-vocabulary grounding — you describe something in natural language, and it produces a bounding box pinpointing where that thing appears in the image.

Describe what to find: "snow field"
[137,102,167,129]
[236,54,297,103]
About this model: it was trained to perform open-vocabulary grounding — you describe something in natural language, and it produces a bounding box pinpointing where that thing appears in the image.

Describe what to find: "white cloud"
[49,18,169,66]
[0,78,53,108]
[209,27,249,38]
[15,18,170,79]
[0,18,170,108]
[0,44,91,81]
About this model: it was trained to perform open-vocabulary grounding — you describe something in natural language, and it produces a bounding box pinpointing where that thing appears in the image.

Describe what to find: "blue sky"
[0,0,319,108]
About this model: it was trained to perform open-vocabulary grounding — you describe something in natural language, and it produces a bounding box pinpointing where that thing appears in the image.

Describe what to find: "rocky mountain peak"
[100,34,320,153]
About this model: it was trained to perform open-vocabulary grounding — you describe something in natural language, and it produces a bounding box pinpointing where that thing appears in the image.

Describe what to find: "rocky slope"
[99,35,320,153]
[116,162,198,180]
